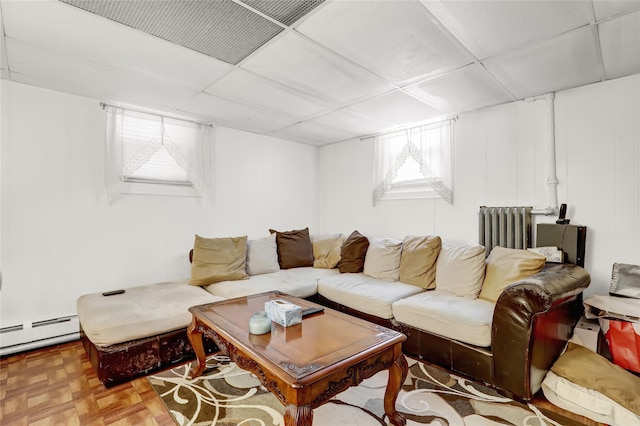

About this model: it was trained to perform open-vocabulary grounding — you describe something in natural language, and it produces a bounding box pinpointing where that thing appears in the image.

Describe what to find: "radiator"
[479,206,532,256]
[0,315,79,356]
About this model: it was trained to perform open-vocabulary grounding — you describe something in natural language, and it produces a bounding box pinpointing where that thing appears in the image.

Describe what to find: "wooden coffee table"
[187,291,408,426]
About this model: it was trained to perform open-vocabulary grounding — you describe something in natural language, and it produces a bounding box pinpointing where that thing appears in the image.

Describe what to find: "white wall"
[319,75,640,296]
[0,81,319,329]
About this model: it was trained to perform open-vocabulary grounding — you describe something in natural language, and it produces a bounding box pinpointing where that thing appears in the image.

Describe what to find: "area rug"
[148,355,578,426]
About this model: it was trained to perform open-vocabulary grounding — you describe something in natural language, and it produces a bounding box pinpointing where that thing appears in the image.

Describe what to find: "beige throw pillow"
[363,237,403,281]
[399,235,442,289]
[312,235,344,269]
[190,235,249,286]
[246,234,280,276]
[479,246,546,302]
[435,242,486,298]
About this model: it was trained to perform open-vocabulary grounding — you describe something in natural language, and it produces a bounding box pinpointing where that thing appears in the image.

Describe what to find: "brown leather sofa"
[314,263,591,401]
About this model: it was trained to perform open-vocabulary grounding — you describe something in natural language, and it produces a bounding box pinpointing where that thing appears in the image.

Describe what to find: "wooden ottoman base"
[81,326,218,387]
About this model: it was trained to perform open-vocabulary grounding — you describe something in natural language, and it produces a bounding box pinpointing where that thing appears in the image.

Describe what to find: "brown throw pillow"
[399,235,442,289]
[337,230,370,273]
[269,227,314,269]
[190,235,249,286]
[479,246,546,302]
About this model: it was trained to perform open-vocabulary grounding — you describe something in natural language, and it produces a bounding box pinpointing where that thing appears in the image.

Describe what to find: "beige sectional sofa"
[78,228,590,401]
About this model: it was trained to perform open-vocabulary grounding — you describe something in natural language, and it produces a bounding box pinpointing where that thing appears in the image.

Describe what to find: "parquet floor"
[0,341,174,426]
[1,339,601,426]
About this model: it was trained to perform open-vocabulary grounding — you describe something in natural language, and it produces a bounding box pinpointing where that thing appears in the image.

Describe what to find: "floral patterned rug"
[148,355,579,426]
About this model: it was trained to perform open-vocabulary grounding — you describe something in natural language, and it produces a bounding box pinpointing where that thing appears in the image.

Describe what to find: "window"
[104,105,212,201]
[372,119,453,205]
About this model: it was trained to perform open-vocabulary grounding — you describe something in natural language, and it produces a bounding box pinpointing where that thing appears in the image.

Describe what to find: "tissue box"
[265,299,302,327]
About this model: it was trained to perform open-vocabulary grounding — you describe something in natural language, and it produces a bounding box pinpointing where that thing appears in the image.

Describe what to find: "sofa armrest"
[491,263,590,400]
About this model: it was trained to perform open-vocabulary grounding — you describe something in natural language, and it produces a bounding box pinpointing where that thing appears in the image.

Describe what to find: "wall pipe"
[525,92,559,216]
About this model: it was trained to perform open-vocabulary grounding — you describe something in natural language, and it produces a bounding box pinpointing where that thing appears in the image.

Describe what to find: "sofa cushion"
[312,234,344,269]
[204,267,340,299]
[77,279,223,347]
[246,234,280,276]
[363,237,403,281]
[190,235,249,286]
[269,227,314,269]
[392,290,495,347]
[435,241,486,298]
[479,246,546,302]
[399,235,442,289]
[337,230,370,273]
[317,273,424,319]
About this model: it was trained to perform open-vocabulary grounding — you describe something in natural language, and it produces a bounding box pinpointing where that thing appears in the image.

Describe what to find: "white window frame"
[372,119,454,205]
[104,104,212,201]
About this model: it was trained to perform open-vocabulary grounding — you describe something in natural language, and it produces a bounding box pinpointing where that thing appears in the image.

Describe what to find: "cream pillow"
[313,234,344,269]
[246,234,280,276]
[190,235,249,286]
[435,241,486,298]
[399,235,442,289]
[363,237,403,281]
[479,246,546,302]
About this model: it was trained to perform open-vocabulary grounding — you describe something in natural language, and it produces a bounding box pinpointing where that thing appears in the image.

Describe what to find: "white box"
[264,299,302,327]
[572,316,600,352]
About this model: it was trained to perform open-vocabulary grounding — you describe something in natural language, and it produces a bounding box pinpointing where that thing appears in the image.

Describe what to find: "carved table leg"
[187,316,206,378]
[284,404,313,426]
[384,348,408,426]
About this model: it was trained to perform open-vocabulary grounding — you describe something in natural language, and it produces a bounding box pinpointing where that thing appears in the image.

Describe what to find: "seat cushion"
[204,267,340,299]
[77,279,222,347]
[318,273,424,319]
[392,290,495,347]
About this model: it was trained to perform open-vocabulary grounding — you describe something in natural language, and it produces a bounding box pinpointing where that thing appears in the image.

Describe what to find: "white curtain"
[372,119,453,206]
[104,105,213,202]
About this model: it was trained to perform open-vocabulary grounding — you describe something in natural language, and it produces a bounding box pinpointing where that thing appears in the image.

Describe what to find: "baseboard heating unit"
[0,314,79,356]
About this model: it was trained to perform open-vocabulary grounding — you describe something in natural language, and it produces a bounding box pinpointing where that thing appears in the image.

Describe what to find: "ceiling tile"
[599,11,640,79]
[178,93,293,133]
[593,0,640,21]
[241,31,394,104]
[1,1,233,90]
[60,0,282,65]
[296,0,471,86]
[238,0,326,26]
[269,121,356,145]
[482,26,604,99]
[405,64,514,114]
[348,90,445,127]
[422,0,593,60]
[205,69,331,119]
[309,108,392,137]
[6,38,198,113]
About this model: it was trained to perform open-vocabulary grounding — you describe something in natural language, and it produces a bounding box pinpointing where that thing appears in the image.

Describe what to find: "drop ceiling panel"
[6,38,198,112]
[296,0,471,86]
[422,0,593,60]
[2,0,233,90]
[348,90,444,127]
[205,69,331,119]
[592,0,640,21]
[483,27,604,99]
[405,64,514,113]
[60,0,282,65]
[179,93,293,133]
[599,11,640,79]
[239,0,326,26]
[241,31,394,104]
[310,107,393,136]
[269,121,356,145]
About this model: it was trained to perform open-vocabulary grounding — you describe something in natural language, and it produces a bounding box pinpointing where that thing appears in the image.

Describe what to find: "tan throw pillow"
[246,234,280,276]
[435,241,486,298]
[269,227,314,269]
[190,235,249,286]
[479,246,546,302]
[312,235,344,269]
[399,235,442,289]
[337,230,370,273]
[363,237,403,281]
